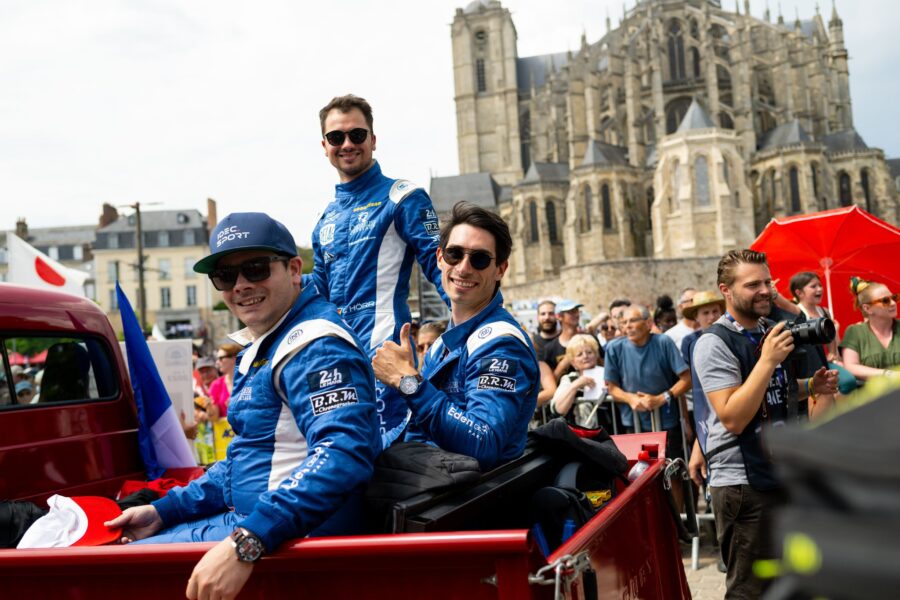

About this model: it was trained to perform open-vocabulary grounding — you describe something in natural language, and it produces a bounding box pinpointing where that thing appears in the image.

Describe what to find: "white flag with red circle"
[6,232,89,297]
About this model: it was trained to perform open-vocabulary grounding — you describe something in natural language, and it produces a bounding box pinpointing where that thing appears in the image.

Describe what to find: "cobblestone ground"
[682,542,726,599]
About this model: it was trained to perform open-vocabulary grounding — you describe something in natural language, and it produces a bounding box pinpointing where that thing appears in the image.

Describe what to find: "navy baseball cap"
[194,212,298,274]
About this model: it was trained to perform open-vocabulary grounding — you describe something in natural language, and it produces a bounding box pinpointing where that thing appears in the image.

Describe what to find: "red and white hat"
[17,495,123,548]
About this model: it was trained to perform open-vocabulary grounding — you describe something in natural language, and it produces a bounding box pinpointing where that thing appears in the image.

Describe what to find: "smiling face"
[722,262,773,321]
[439,223,508,324]
[557,308,581,332]
[220,250,302,338]
[321,107,376,183]
[795,277,824,307]
[537,302,558,334]
[695,303,724,330]
[862,283,898,321]
[570,345,598,372]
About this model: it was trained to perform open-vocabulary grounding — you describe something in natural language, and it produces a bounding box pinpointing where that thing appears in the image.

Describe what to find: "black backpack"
[531,461,608,555]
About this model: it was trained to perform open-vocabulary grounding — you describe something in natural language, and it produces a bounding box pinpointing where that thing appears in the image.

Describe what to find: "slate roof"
[676,98,716,132]
[823,129,869,154]
[581,140,628,167]
[516,53,570,92]
[99,209,206,232]
[429,173,503,213]
[521,162,570,184]
[759,120,814,150]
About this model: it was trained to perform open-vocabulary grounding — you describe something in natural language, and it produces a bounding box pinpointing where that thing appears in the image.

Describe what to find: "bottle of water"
[627,450,652,482]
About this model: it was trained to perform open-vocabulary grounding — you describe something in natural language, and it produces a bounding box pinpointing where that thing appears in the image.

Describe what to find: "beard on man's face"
[731,291,772,319]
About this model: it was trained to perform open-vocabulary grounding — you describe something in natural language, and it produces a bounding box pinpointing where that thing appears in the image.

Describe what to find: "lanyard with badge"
[724,312,786,421]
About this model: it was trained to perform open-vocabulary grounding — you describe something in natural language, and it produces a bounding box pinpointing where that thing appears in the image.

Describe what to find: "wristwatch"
[398,373,424,396]
[663,391,674,405]
[230,527,265,562]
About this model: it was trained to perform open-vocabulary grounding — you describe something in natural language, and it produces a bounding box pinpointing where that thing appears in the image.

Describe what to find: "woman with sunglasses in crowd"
[840,277,900,382]
[207,343,242,421]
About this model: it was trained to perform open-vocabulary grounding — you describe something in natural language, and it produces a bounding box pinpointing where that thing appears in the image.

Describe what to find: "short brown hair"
[717,249,768,287]
[439,201,512,265]
[319,94,374,134]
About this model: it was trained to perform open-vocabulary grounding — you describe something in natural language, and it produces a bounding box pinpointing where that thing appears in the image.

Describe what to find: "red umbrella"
[751,206,900,337]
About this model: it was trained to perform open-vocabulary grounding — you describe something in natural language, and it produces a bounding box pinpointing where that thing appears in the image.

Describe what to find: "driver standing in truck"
[106,212,381,600]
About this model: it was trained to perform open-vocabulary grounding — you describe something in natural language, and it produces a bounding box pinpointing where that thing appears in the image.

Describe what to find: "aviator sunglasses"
[441,246,495,270]
[324,128,369,146]
[209,256,288,291]
[867,293,899,307]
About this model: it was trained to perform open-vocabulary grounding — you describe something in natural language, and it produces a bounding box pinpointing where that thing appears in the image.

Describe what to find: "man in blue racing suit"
[313,94,446,448]
[108,212,381,600]
[372,202,538,470]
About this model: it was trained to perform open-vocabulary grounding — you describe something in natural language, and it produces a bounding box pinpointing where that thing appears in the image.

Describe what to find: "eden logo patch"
[479,358,517,376]
[476,375,516,392]
[309,387,359,416]
[307,366,349,390]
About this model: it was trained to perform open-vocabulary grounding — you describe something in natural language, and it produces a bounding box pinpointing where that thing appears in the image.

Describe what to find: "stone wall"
[501,255,721,312]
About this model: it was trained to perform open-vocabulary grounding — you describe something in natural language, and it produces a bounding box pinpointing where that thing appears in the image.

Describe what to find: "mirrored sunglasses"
[441,246,494,270]
[209,256,288,291]
[324,128,368,146]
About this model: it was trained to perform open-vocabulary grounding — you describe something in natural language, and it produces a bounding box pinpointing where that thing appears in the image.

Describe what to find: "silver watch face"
[399,375,419,395]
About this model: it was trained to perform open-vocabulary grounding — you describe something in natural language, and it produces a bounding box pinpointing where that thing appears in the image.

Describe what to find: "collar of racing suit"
[438,290,505,353]
[333,159,382,201]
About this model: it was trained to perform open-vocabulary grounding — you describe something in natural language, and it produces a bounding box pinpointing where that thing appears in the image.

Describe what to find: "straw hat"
[682,290,726,320]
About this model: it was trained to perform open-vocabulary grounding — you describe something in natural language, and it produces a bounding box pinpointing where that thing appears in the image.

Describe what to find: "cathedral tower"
[451,1,523,186]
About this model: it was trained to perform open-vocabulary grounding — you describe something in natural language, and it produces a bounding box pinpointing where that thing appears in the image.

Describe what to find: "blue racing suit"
[404,292,539,470]
[311,160,446,445]
[148,285,381,552]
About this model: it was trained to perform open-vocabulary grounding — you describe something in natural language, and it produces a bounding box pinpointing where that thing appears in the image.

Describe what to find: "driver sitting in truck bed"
[107,212,381,600]
[372,202,539,470]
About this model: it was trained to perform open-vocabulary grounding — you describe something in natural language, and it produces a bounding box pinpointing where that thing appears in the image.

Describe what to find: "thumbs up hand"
[372,322,419,389]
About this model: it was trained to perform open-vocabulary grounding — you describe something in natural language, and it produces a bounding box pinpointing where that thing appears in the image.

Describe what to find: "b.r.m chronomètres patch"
[309,387,359,417]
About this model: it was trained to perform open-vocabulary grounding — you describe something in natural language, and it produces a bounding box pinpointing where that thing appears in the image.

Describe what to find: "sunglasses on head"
[867,294,899,307]
[209,256,288,291]
[441,246,495,270]
[324,128,369,146]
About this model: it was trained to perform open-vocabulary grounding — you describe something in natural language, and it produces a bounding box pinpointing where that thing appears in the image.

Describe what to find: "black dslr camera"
[783,317,837,347]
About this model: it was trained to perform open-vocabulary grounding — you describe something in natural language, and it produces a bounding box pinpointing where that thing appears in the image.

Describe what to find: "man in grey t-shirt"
[693,249,836,600]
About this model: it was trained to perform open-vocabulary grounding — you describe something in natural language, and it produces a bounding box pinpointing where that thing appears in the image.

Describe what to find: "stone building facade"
[437,0,899,309]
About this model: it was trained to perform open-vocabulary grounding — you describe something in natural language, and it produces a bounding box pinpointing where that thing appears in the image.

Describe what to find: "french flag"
[117,283,196,478]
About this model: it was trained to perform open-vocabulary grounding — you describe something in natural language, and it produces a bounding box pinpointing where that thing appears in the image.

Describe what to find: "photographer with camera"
[692,250,838,600]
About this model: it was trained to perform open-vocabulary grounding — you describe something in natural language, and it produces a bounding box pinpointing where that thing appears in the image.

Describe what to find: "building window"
[160,287,171,309]
[667,20,686,81]
[109,289,118,311]
[183,257,196,279]
[48,246,59,260]
[695,156,710,206]
[159,231,170,247]
[58,245,74,261]
[582,187,592,233]
[108,233,119,249]
[158,258,171,280]
[601,184,613,230]
[719,112,734,129]
[665,97,692,134]
[107,261,119,283]
[529,201,539,243]
[184,230,196,246]
[789,167,801,213]
[646,187,655,230]
[839,172,852,207]
[546,201,559,244]
[861,169,872,213]
[186,285,197,307]
[73,245,83,261]
[811,164,820,205]
[691,47,701,78]
[476,58,487,93]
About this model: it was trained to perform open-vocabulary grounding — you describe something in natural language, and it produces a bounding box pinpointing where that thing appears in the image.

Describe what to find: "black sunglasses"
[209,256,288,291]
[324,128,368,146]
[441,246,495,270]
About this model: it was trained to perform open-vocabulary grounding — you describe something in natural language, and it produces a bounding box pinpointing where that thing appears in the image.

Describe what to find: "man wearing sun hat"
[107,212,381,600]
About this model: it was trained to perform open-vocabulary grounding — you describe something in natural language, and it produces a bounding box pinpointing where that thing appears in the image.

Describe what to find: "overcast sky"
[2,0,897,247]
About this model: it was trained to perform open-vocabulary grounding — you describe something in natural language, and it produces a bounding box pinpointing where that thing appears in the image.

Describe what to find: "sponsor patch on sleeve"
[476,374,517,392]
[307,366,350,390]
[479,358,518,376]
[309,387,359,416]
[420,208,440,235]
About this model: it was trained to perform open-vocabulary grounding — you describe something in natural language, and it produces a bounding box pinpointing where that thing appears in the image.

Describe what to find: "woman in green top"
[840,277,900,381]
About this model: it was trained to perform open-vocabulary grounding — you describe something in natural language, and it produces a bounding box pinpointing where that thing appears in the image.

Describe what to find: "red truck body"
[0,284,690,598]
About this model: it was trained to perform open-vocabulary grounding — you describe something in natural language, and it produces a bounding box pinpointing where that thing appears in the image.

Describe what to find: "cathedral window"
[861,169,872,213]
[529,200,539,242]
[691,47,701,79]
[719,112,734,129]
[838,172,852,207]
[602,184,613,230]
[546,201,559,243]
[646,187,655,230]
[476,58,487,93]
[582,186,593,233]
[665,97,692,134]
[789,167,801,213]
[695,156,710,207]
[811,164,821,206]
[690,19,700,39]
[667,20,686,81]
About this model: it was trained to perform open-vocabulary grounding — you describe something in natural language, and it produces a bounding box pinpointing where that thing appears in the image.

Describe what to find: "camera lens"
[788,318,836,346]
